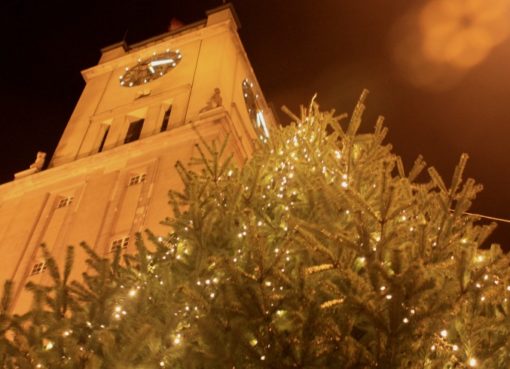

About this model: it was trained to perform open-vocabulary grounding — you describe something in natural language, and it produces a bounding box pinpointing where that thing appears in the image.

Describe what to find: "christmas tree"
[1,92,509,369]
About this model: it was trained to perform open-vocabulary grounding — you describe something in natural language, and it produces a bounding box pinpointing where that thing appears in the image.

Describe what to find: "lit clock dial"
[242,79,270,139]
[119,49,182,87]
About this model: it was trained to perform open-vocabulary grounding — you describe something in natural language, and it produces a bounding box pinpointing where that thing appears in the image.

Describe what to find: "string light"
[475,255,485,263]
[16,95,510,369]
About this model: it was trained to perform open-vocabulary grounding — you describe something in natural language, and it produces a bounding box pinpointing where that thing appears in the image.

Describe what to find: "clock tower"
[0,5,275,312]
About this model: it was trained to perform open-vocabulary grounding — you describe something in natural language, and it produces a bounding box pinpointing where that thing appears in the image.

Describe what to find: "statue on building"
[14,151,46,179]
[200,88,222,113]
[30,151,46,171]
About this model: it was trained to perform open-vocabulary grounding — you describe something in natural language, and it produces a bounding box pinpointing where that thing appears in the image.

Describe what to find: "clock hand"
[149,58,174,67]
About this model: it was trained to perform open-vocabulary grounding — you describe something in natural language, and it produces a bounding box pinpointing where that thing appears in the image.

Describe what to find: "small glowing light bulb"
[468,357,477,367]
[440,330,448,338]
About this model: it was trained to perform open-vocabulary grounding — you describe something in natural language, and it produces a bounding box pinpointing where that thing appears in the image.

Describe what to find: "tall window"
[124,119,144,143]
[98,126,110,152]
[160,106,172,132]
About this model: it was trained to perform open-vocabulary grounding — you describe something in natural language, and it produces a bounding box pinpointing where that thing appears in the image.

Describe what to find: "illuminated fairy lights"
[31,96,510,369]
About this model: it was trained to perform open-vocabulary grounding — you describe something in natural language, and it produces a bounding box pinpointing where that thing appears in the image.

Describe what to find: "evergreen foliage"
[1,93,510,368]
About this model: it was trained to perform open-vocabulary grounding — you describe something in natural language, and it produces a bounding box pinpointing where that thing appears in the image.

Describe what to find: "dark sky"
[1,0,509,248]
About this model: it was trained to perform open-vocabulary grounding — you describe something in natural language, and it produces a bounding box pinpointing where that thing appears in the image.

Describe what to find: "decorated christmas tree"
[1,92,509,369]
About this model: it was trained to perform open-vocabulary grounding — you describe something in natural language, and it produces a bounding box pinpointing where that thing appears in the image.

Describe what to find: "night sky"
[1,0,509,248]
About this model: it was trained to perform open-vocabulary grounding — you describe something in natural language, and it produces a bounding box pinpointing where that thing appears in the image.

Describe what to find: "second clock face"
[242,79,270,139]
[120,49,182,87]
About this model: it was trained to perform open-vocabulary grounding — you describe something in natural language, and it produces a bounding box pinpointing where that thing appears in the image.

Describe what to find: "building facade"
[0,5,274,313]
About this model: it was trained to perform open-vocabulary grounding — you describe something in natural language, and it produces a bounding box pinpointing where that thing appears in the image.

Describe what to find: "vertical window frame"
[160,105,172,132]
[98,125,110,153]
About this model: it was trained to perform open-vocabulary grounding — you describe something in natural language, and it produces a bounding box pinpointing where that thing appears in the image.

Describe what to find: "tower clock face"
[119,49,182,87]
[242,79,270,139]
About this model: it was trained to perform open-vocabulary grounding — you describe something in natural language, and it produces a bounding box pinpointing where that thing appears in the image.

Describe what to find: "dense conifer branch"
[1,93,509,369]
